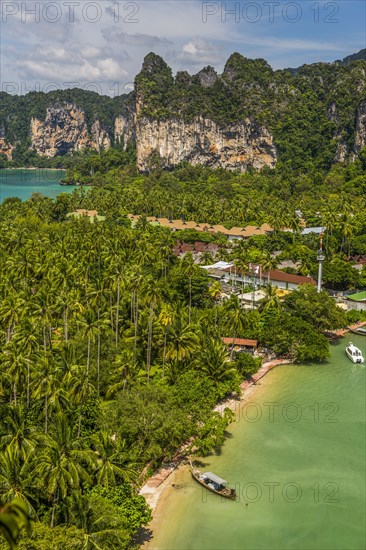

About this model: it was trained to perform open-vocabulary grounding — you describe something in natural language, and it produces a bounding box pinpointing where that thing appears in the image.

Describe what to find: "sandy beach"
[139,357,292,543]
[138,326,365,546]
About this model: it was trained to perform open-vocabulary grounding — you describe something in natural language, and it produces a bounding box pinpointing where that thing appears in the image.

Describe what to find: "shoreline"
[139,358,291,516]
[138,327,363,545]
[329,320,366,337]
[0,167,66,171]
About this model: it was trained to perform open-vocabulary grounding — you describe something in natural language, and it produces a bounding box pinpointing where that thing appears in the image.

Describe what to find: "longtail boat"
[190,463,236,500]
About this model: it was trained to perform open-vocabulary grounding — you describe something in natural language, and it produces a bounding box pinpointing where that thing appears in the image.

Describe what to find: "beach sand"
[139,358,292,547]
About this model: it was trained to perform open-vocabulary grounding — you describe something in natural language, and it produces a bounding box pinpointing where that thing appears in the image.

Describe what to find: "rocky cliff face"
[136,116,277,172]
[114,114,135,148]
[30,103,111,157]
[0,138,14,160]
[354,101,366,154]
[1,50,365,171]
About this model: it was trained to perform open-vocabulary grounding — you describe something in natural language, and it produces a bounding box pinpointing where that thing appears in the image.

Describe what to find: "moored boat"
[349,327,366,336]
[345,342,364,364]
[190,464,236,500]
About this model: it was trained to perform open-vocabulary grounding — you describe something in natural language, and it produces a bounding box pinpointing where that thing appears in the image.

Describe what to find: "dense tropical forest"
[1,147,365,547]
[1,48,366,548]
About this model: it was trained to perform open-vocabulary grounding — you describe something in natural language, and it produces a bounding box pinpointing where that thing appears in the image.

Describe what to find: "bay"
[149,335,366,550]
[0,169,74,202]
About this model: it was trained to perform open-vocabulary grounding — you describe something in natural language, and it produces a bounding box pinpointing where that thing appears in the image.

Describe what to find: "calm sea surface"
[0,169,73,201]
[149,335,366,550]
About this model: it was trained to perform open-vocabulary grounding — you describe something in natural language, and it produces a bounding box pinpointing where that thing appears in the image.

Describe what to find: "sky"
[1,0,365,96]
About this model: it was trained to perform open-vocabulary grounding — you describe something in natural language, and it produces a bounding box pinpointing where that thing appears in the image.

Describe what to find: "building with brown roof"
[127,214,273,239]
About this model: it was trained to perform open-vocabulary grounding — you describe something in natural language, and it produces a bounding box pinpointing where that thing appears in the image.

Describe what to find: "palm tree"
[31,359,68,434]
[91,432,137,487]
[195,338,237,384]
[261,252,278,285]
[77,309,107,377]
[180,252,197,323]
[10,320,39,409]
[157,305,173,376]
[259,285,282,313]
[141,278,163,384]
[0,349,29,406]
[28,288,56,355]
[0,291,26,344]
[223,295,248,359]
[199,251,214,266]
[233,253,249,293]
[166,312,199,363]
[0,448,36,515]
[64,366,96,437]
[35,412,96,527]
[68,493,127,550]
[208,281,222,326]
[0,404,39,458]
[105,350,138,398]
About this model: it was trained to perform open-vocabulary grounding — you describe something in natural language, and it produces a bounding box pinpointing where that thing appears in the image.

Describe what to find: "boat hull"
[190,469,236,500]
[346,350,364,364]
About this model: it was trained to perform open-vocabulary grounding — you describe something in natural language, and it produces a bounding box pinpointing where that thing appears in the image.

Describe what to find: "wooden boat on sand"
[190,463,236,500]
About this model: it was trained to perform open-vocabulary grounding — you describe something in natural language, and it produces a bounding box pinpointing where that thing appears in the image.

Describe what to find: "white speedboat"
[345,342,364,364]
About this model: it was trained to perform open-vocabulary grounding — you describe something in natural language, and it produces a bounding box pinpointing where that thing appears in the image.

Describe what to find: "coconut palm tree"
[64,366,96,437]
[35,412,96,527]
[165,311,199,364]
[195,338,237,385]
[105,350,138,398]
[223,295,248,359]
[259,285,282,313]
[157,305,174,376]
[91,432,137,487]
[0,291,26,344]
[0,448,36,515]
[0,404,39,458]
[261,252,278,285]
[68,493,127,550]
[180,252,197,324]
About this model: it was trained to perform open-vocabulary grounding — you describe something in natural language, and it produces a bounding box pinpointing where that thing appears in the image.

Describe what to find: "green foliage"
[0,499,30,549]
[194,409,235,457]
[0,524,83,550]
[234,353,262,379]
[1,146,364,548]
[87,486,151,536]
[322,259,360,290]
[346,309,366,324]
[261,312,330,362]
[283,285,347,330]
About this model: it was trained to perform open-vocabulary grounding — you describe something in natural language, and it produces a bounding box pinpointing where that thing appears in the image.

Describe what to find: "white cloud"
[1,0,364,94]
[175,39,223,66]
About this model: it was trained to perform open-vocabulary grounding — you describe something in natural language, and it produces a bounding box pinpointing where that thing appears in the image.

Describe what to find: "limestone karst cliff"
[136,116,277,172]
[30,103,111,157]
[0,138,14,161]
[0,49,365,171]
[354,101,366,154]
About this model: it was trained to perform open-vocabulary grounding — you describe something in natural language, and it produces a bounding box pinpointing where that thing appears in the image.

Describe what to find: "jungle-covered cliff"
[0,49,365,173]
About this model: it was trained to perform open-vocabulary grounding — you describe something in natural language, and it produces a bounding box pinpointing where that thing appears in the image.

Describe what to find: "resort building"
[222,337,258,353]
[127,214,272,240]
[203,262,316,292]
[250,269,316,291]
[237,289,267,310]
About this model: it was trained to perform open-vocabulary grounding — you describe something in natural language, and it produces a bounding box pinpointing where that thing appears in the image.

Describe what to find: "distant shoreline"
[1,167,66,172]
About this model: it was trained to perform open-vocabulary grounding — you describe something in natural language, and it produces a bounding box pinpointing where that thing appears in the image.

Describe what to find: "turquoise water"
[0,169,73,202]
[149,335,366,550]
